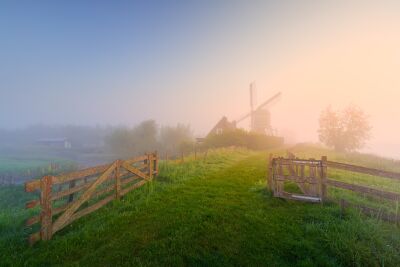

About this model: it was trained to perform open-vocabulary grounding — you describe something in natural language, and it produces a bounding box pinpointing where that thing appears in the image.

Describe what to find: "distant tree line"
[104,120,194,158]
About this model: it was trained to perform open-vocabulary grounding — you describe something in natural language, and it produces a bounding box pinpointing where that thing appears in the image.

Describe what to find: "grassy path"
[2,149,400,266]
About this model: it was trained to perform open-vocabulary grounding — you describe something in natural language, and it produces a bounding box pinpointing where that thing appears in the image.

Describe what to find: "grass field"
[0,156,77,184]
[0,147,399,266]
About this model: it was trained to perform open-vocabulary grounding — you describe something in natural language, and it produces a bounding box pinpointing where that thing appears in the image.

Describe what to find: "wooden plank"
[121,180,147,196]
[26,199,40,209]
[275,175,318,184]
[122,162,150,181]
[276,158,322,165]
[26,215,40,227]
[64,194,115,228]
[51,181,92,201]
[119,164,147,177]
[25,179,41,192]
[53,202,71,216]
[326,179,400,201]
[124,155,148,165]
[52,163,111,185]
[327,161,400,181]
[121,176,141,186]
[290,194,322,203]
[92,184,115,199]
[279,192,321,203]
[28,232,40,246]
[52,162,117,234]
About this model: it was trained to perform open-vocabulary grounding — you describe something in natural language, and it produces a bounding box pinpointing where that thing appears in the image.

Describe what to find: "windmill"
[236,82,281,135]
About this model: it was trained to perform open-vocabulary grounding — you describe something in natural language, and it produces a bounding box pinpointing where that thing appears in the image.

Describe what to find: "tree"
[318,105,371,152]
[159,124,193,156]
[105,120,158,157]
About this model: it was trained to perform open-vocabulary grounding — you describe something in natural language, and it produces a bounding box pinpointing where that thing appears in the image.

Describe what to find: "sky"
[1,0,400,158]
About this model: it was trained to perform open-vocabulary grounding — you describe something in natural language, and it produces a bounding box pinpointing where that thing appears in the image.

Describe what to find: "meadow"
[0,156,77,185]
[0,146,399,266]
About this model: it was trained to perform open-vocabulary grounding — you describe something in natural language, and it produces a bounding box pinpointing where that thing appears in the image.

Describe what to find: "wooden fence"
[25,152,158,245]
[269,154,400,223]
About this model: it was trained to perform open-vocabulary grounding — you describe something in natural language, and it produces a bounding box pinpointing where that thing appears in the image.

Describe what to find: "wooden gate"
[268,155,327,203]
[25,152,158,245]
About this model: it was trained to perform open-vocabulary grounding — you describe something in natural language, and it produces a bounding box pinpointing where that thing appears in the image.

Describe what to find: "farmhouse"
[207,116,237,137]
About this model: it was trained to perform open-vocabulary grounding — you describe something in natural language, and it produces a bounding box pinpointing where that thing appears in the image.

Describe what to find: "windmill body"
[236,83,281,135]
[207,83,281,137]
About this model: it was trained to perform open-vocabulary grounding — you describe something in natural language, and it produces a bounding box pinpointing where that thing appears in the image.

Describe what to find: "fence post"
[321,156,328,202]
[148,153,153,179]
[40,175,53,241]
[115,160,121,200]
[154,151,159,176]
[267,154,273,191]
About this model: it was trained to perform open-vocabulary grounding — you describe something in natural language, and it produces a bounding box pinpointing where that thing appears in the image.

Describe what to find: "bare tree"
[318,105,371,152]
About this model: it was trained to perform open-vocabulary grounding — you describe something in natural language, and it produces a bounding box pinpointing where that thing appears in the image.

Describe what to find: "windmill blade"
[236,111,252,123]
[255,92,281,111]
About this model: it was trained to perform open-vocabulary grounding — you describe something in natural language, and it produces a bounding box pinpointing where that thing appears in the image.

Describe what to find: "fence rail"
[24,152,158,245]
[269,153,400,223]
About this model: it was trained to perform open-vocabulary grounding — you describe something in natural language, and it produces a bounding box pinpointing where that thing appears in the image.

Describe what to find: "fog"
[1,1,400,158]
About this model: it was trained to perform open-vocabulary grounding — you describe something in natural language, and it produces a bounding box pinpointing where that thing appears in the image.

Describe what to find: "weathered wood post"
[276,159,283,197]
[154,151,159,176]
[267,154,273,191]
[115,160,121,200]
[148,153,153,179]
[321,156,328,202]
[40,175,53,241]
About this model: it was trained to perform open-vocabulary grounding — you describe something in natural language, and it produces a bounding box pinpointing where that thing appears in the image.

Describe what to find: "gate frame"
[268,154,327,203]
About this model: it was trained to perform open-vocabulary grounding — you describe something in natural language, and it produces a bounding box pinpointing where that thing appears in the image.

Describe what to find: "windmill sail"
[236,92,281,124]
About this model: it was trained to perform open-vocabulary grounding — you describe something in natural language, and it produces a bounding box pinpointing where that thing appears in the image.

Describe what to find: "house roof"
[207,116,236,137]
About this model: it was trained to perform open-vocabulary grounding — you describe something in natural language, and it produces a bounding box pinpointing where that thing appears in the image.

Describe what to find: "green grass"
[0,147,399,266]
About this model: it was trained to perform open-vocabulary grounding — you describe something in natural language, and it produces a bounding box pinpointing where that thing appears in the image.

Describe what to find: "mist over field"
[1,1,400,159]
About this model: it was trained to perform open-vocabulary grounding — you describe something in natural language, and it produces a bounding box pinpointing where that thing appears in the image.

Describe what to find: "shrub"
[204,129,283,150]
